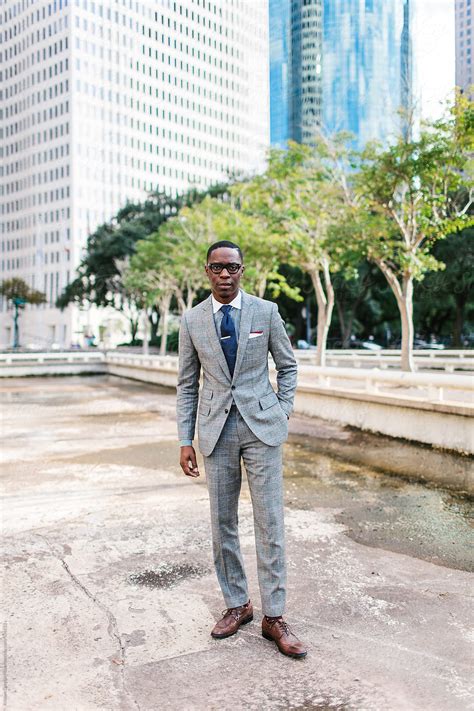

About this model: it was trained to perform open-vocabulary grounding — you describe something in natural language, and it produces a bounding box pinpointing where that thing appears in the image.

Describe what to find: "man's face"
[205,247,244,302]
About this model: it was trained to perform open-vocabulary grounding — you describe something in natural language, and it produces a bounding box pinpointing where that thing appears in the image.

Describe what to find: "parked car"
[296,339,316,350]
[413,339,445,350]
[349,339,383,351]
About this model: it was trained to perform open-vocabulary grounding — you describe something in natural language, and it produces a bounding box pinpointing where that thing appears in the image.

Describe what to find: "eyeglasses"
[207,262,242,274]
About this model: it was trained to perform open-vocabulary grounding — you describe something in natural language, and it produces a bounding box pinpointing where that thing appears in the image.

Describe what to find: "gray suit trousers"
[203,404,286,617]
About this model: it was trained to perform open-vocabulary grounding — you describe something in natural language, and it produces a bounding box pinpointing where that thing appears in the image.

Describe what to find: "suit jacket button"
[224,409,229,413]
[231,385,235,390]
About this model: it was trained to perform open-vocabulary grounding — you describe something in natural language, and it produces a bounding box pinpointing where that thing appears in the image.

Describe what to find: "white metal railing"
[105,352,179,371]
[295,349,474,373]
[296,366,474,405]
[1,351,472,409]
[0,351,106,365]
[106,353,472,407]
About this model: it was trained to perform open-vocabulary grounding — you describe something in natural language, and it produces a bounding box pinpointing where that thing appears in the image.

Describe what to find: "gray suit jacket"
[176,290,298,457]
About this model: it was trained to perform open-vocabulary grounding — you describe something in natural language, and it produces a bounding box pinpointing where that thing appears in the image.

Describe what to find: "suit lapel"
[202,295,232,382]
[232,290,253,383]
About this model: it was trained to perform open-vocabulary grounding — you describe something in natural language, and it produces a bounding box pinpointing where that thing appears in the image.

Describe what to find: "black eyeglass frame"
[207,262,242,274]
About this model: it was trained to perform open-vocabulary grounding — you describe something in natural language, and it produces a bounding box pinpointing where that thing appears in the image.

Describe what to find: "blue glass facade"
[289,0,323,144]
[269,0,291,147]
[322,0,411,150]
[269,0,412,149]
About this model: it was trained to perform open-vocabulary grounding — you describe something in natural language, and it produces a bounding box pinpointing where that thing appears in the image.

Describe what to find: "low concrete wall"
[0,362,107,377]
[0,352,106,378]
[106,360,178,388]
[294,385,473,455]
[105,356,473,456]
[2,352,472,456]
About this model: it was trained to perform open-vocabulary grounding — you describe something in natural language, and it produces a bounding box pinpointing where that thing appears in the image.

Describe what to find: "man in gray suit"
[177,240,307,659]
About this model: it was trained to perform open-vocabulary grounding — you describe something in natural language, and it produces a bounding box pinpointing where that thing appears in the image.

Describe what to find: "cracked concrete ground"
[1,375,473,711]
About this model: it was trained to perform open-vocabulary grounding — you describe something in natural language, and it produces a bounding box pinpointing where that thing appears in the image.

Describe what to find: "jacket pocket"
[199,403,211,416]
[259,391,279,410]
[201,389,213,400]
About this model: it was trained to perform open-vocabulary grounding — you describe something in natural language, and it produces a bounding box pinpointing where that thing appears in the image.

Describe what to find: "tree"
[355,98,474,370]
[332,262,380,348]
[124,234,177,356]
[56,192,178,340]
[234,139,356,365]
[124,197,226,355]
[0,278,46,348]
[57,185,229,342]
[126,195,300,353]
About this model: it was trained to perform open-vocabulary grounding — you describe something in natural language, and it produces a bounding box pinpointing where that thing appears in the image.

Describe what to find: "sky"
[413,0,456,120]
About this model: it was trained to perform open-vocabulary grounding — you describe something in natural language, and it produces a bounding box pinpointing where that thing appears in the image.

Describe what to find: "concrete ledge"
[296,382,474,417]
[0,362,107,377]
[294,387,473,456]
[106,361,178,388]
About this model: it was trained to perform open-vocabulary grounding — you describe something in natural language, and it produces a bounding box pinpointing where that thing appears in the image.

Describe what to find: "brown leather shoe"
[262,616,307,658]
[211,600,253,639]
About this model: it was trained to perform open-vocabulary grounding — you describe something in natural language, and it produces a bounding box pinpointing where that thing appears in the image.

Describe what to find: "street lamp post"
[12,297,26,349]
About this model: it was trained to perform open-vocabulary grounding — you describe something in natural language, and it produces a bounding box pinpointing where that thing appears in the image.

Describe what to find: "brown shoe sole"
[211,614,254,639]
[262,631,308,658]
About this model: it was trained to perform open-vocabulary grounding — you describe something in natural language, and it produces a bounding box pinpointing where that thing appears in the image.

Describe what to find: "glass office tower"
[270,0,413,149]
[322,0,411,149]
[289,0,323,144]
[270,0,291,146]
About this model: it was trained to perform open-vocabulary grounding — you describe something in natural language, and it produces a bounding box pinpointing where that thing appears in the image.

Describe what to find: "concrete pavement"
[1,376,473,710]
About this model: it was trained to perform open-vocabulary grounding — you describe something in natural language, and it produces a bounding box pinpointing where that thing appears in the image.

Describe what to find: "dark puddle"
[268,693,352,710]
[128,563,208,589]
[59,440,181,472]
[283,440,474,572]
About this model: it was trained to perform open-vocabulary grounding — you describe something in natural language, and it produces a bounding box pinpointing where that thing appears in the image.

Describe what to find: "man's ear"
[241,265,245,273]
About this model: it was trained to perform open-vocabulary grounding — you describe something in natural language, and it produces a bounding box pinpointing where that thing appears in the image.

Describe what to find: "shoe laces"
[266,617,290,636]
[221,605,245,620]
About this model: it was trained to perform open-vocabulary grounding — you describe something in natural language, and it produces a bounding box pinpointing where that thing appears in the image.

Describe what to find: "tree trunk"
[176,293,186,315]
[149,307,159,341]
[336,272,372,349]
[375,261,415,372]
[130,317,139,344]
[310,263,334,367]
[336,300,346,348]
[142,309,149,355]
[336,300,355,348]
[399,275,414,372]
[186,289,196,312]
[177,288,196,315]
[342,315,355,349]
[452,295,466,347]
[159,294,171,356]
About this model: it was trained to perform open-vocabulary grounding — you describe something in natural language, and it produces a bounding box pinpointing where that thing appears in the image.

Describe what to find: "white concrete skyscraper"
[0,0,269,348]
[455,0,474,94]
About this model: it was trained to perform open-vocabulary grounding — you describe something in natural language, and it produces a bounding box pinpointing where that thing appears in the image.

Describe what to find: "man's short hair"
[207,241,243,262]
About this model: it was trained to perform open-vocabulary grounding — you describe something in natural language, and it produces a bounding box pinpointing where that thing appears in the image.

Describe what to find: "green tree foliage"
[58,98,474,362]
[57,186,228,342]
[233,138,358,365]
[353,98,474,370]
[125,196,301,353]
[1,278,46,348]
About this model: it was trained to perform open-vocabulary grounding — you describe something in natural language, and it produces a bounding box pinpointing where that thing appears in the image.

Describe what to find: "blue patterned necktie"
[220,304,238,376]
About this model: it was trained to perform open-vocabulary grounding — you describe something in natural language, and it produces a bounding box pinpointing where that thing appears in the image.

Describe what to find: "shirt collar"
[211,289,242,314]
